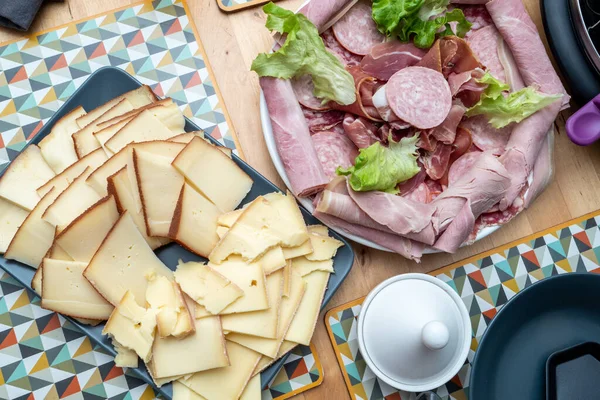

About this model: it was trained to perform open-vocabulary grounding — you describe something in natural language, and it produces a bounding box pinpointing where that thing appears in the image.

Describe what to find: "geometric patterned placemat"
[0,0,241,171]
[325,210,600,400]
[0,269,323,399]
[216,0,273,13]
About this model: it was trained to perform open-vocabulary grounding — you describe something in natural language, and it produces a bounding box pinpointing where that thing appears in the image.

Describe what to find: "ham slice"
[298,0,355,32]
[360,41,426,81]
[447,150,482,186]
[460,115,511,154]
[422,143,453,180]
[497,38,525,91]
[261,77,329,196]
[467,25,506,82]
[524,128,554,208]
[292,75,330,111]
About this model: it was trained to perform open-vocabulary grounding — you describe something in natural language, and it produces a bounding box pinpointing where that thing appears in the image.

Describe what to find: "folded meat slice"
[422,143,453,181]
[330,66,381,121]
[430,103,466,144]
[360,41,426,81]
[460,115,511,155]
[447,69,486,107]
[303,109,345,134]
[524,129,554,208]
[261,77,329,196]
[298,0,355,32]
[432,152,511,252]
[417,37,482,77]
[466,25,506,82]
[342,114,380,148]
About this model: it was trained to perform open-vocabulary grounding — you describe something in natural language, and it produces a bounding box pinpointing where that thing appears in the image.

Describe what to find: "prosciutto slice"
[330,66,381,120]
[418,37,482,77]
[303,109,345,134]
[361,41,426,81]
[343,114,380,148]
[261,77,329,196]
[430,103,466,144]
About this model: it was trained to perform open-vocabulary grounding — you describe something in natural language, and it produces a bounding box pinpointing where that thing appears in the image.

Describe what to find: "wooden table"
[0,0,595,398]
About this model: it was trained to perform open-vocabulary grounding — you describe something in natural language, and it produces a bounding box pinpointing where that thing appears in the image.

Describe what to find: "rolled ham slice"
[261,77,329,196]
[332,1,384,56]
[386,66,452,129]
[298,0,355,32]
[311,131,358,179]
[360,41,426,81]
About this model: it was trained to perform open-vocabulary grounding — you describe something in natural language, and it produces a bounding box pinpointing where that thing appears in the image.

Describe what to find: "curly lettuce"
[337,134,420,194]
[251,3,355,105]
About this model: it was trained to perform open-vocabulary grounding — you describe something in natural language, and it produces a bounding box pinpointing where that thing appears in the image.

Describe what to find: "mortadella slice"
[311,131,358,179]
[332,1,384,56]
[386,66,452,129]
[361,41,426,81]
[261,77,329,196]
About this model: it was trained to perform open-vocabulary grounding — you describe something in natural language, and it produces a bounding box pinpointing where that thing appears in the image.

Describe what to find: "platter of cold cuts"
[256,0,569,262]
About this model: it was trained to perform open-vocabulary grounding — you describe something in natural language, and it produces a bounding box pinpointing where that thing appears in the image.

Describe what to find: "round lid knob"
[422,321,450,350]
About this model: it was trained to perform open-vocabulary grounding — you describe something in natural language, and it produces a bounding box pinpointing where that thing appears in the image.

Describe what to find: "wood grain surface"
[0,0,590,398]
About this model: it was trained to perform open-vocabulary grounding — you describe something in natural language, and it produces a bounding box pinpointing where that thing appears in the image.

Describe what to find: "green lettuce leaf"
[466,72,563,128]
[337,134,420,193]
[398,9,471,48]
[372,0,424,36]
[251,3,356,105]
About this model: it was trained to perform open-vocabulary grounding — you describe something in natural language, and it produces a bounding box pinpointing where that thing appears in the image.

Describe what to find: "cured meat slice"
[418,37,482,77]
[342,114,380,148]
[467,25,505,82]
[321,29,362,66]
[330,66,381,120]
[303,109,345,134]
[311,131,359,179]
[402,182,432,203]
[524,129,553,208]
[430,104,466,144]
[447,69,486,107]
[360,41,426,81]
[497,38,525,91]
[460,115,511,155]
[299,0,355,32]
[261,77,329,196]
[456,5,494,38]
[398,164,426,195]
[292,75,330,110]
[447,150,482,186]
[422,143,453,180]
[386,66,452,129]
[332,2,384,56]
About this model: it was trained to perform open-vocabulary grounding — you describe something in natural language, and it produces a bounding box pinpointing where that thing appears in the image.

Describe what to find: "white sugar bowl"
[357,273,471,392]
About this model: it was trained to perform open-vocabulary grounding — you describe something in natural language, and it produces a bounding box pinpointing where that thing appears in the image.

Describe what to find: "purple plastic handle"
[566,93,600,146]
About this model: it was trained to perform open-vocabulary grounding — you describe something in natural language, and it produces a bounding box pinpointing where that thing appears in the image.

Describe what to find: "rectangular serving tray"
[0,67,355,398]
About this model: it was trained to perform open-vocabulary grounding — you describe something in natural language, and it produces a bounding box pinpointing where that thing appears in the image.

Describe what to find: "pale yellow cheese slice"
[73,99,135,158]
[281,239,313,260]
[240,375,261,400]
[216,209,244,228]
[285,270,330,345]
[105,110,179,153]
[257,246,286,275]
[39,106,86,173]
[150,315,229,379]
[147,100,186,133]
[31,266,43,296]
[41,258,114,320]
[291,257,334,276]
[46,243,73,261]
[227,270,306,358]
[42,167,102,233]
[112,339,138,368]
[37,148,108,197]
[95,98,173,130]
[146,274,194,338]
[102,290,157,363]
[181,341,261,400]
[216,226,229,239]
[304,232,343,261]
[83,212,173,307]
[174,261,243,315]
[132,149,184,237]
[54,195,120,262]
[5,187,61,266]
[106,167,166,250]
[308,224,329,236]
[0,145,55,210]
[210,257,268,314]
[173,381,206,400]
[172,137,253,212]
[169,183,221,258]
[0,198,29,254]
[169,131,204,144]
[92,116,134,157]
[222,270,283,339]
[251,341,298,377]
[209,193,309,264]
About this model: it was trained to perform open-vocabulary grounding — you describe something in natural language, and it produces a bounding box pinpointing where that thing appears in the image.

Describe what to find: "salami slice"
[386,66,452,129]
[321,29,362,66]
[332,2,384,56]
[292,75,330,110]
[311,131,359,179]
[303,108,345,134]
[460,115,511,155]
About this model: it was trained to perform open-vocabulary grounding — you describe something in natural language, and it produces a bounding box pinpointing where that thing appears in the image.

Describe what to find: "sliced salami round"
[332,2,384,56]
[386,66,452,129]
[292,75,330,110]
[311,131,359,179]
[460,115,512,155]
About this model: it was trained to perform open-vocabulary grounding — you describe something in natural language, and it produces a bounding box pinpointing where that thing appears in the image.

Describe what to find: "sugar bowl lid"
[357,273,471,392]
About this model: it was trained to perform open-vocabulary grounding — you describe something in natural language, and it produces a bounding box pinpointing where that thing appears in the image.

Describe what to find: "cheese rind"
[240,375,261,400]
[93,116,133,156]
[84,212,173,307]
[146,274,194,338]
[39,106,86,173]
[209,258,268,314]
[41,259,114,320]
[291,257,334,276]
[172,137,253,212]
[0,198,29,254]
[0,145,55,210]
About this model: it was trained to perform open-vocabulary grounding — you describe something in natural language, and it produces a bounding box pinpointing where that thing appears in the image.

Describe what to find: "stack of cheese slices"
[0,86,344,400]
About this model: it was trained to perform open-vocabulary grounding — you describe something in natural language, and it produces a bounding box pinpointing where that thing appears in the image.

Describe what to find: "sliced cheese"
[96,98,173,130]
[102,290,157,362]
[31,267,43,296]
[146,274,194,338]
[210,257,268,314]
[216,226,229,239]
[305,232,343,261]
[84,212,173,306]
[37,148,108,197]
[181,341,261,400]
[41,258,114,320]
[106,167,166,250]
[47,243,73,261]
[38,106,86,173]
[42,167,102,233]
[76,85,156,129]
[150,315,229,379]
[73,99,136,157]
[169,183,221,258]
[221,269,283,339]
[282,239,313,260]
[172,137,252,212]
[5,187,61,266]
[251,341,297,377]
[169,131,204,144]
[173,381,207,400]
[113,339,139,368]
[240,375,261,400]
[216,209,243,228]
[105,110,179,153]
[308,224,329,236]
[54,195,120,262]
[92,116,134,156]
[174,261,243,315]
[209,193,309,264]
[285,270,330,345]
[147,101,186,133]
[0,198,29,254]
[291,257,334,276]
[133,149,184,237]
[257,246,286,275]
[227,270,306,357]
[0,145,55,210]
